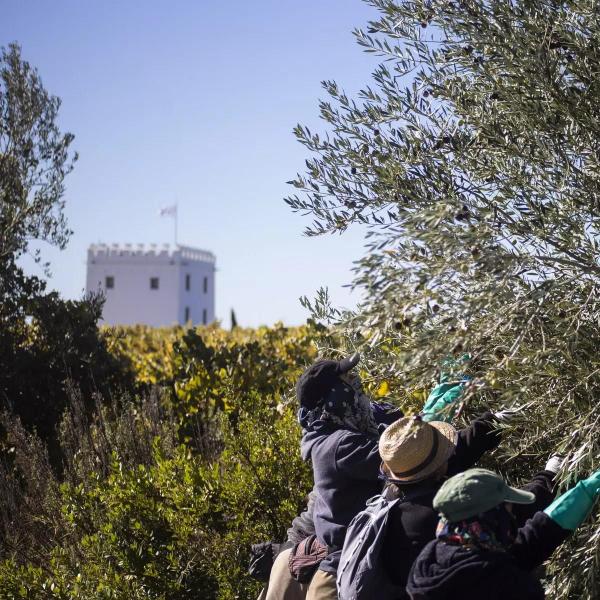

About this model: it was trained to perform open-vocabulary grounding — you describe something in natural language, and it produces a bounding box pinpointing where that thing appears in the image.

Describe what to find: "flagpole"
[174,204,178,247]
[159,204,178,247]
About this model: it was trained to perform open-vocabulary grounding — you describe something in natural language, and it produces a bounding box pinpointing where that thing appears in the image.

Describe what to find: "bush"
[105,323,326,456]
[0,403,311,599]
[0,286,135,468]
[0,325,316,599]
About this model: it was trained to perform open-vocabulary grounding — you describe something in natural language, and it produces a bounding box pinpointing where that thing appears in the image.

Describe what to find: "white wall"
[178,259,216,325]
[86,244,216,327]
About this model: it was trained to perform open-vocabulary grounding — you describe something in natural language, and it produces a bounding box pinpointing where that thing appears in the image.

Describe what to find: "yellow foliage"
[377,381,389,396]
[103,322,320,387]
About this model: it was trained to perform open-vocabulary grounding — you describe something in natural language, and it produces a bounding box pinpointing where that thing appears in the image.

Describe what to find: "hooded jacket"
[406,511,569,600]
[300,408,401,573]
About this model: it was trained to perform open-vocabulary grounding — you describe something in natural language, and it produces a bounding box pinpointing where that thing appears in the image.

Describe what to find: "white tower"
[85,243,216,327]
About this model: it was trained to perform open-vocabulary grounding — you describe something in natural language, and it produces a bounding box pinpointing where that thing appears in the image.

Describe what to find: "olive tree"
[0,44,131,464]
[287,1,600,596]
[0,42,76,268]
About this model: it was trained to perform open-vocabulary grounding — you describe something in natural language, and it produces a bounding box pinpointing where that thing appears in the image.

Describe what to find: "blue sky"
[2,0,380,327]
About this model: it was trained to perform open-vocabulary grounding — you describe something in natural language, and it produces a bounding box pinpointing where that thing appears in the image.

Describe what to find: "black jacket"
[406,511,569,600]
[381,412,508,595]
[511,470,556,526]
[301,407,402,574]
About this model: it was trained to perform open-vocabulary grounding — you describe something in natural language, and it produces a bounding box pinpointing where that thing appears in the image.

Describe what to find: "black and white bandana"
[298,372,379,436]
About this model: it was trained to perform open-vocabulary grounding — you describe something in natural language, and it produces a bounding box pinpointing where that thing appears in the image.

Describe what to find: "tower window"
[185,274,190,291]
[202,308,207,325]
[203,276,208,294]
[150,277,159,290]
[184,306,190,322]
[105,276,114,289]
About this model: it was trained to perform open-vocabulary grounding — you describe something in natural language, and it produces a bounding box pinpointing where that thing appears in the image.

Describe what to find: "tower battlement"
[88,243,215,263]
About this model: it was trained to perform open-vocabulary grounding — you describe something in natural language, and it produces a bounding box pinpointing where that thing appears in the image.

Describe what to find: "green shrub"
[0,373,312,599]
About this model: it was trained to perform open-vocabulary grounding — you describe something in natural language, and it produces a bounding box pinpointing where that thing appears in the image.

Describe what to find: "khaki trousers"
[259,548,309,600]
[305,569,337,600]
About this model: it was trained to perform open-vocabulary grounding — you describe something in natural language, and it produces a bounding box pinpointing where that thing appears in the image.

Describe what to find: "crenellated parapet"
[87,243,216,264]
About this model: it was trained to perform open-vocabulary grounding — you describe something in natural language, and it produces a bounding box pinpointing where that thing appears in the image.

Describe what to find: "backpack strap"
[385,481,439,504]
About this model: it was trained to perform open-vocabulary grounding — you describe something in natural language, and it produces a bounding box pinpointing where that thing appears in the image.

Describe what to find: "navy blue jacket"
[301,408,401,573]
[406,511,569,600]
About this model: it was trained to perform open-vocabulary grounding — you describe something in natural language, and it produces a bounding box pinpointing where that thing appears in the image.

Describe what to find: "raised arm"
[510,469,600,570]
[446,411,501,475]
[511,457,561,526]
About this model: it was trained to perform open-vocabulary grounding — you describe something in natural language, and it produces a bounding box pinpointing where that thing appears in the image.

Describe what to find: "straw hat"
[379,416,458,483]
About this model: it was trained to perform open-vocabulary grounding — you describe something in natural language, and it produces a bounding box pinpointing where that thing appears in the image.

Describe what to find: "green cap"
[433,468,535,522]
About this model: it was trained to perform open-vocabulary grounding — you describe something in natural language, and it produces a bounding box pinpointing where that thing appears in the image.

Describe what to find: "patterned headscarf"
[298,371,379,436]
[436,505,518,552]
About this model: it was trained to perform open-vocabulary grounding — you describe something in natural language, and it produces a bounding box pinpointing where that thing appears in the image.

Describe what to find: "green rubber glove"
[439,353,471,382]
[422,354,471,422]
[421,380,468,422]
[544,470,600,530]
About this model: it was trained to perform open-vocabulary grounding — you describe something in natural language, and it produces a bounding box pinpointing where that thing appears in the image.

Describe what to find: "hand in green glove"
[544,470,600,530]
[439,353,471,383]
[421,380,469,423]
[422,354,471,423]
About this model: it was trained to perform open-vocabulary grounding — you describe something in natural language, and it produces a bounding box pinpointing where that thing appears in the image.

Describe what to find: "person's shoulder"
[333,430,380,474]
[335,429,378,451]
[305,427,347,454]
[337,428,369,441]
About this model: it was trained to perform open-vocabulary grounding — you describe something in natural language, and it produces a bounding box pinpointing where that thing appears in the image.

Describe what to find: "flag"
[159,204,177,217]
